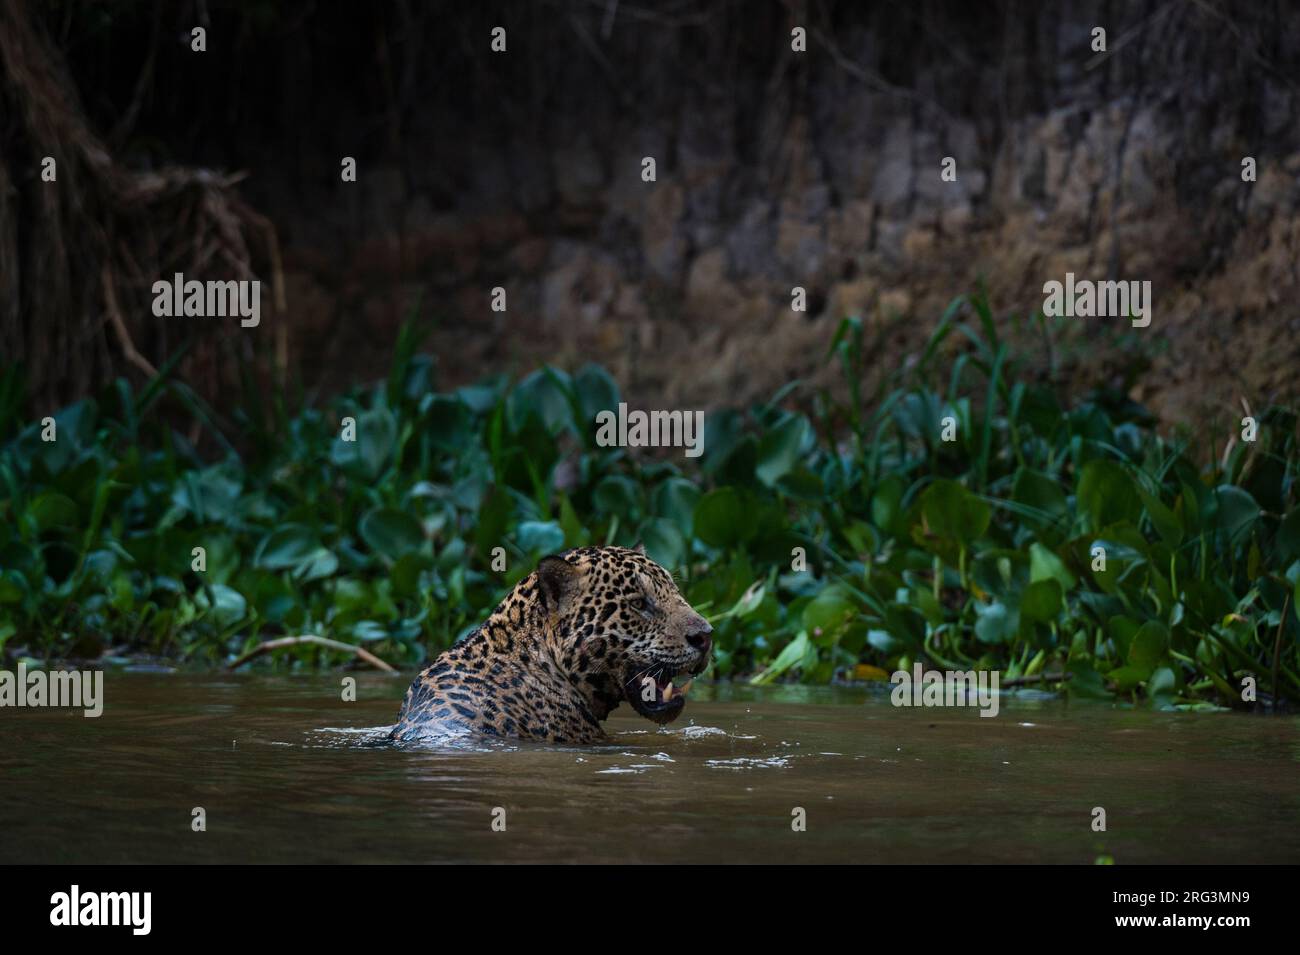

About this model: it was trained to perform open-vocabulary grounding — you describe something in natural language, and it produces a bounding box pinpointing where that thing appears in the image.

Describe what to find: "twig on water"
[227,635,397,673]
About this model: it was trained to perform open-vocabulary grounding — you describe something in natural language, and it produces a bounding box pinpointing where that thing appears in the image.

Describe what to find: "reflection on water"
[2,673,1297,863]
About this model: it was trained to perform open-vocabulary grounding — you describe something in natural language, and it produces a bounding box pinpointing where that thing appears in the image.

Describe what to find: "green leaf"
[1065,659,1112,700]
[0,570,27,604]
[1275,509,1300,565]
[1107,664,1148,693]
[775,467,825,500]
[1029,542,1076,592]
[802,584,854,644]
[693,487,752,549]
[171,467,241,526]
[870,474,907,536]
[357,406,398,479]
[1020,578,1063,624]
[1148,666,1178,709]
[252,575,295,624]
[593,476,641,521]
[651,478,700,537]
[254,525,323,571]
[425,396,474,450]
[1011,467,1069,535]
[756,414,809,486]
[1107,615,1140,661]
[573,364,621,427]
[918,479,990,545]
[557,495,589,548]
[1135,483,1183,546]
[31,491,79,531]
[882,603,927,651]
[352,620,390,642]
[360,508,425,561]
[204,584,247,628]
[474,487,514,559]
[1077,459,1140,532]
[330,405,399,480]
[724,581,767,619]
[635,518,685,569]
[334,576,373,614]
[1212,485,1260,549]
[1127,620,1169,673]
[974,600,1018,643]
[515,520,565,556]
[750,631,812,685]
[294,548,339,582]
[507,368,573,435]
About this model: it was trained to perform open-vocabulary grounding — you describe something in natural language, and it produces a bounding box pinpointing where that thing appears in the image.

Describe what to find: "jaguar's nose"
[685,621,713,654]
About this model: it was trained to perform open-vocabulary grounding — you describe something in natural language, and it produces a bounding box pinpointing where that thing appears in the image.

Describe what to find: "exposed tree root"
[0,0,283,415]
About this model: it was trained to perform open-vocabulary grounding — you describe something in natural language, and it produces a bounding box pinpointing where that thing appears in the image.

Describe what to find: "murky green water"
[2,673,1297,863]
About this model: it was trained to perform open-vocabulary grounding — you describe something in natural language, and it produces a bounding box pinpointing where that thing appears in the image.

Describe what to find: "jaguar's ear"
[536,554,579,611]
[632,541,647,556]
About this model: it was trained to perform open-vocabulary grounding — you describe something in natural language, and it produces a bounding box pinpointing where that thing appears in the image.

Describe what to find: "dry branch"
[227,635,398,673]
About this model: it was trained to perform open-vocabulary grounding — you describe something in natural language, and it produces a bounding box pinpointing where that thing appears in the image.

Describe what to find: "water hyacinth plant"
[1,294,1297,710]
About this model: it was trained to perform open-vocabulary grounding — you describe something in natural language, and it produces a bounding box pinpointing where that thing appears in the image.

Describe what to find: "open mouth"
[624,664,695,724]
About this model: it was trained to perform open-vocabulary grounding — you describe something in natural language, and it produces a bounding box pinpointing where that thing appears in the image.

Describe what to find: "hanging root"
[0,0,284,414]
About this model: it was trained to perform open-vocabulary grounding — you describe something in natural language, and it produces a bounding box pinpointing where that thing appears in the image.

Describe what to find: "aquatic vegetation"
[2,294,1297,709]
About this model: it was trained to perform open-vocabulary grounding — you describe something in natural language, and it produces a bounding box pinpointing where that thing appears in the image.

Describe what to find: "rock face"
[43,2,1300,427]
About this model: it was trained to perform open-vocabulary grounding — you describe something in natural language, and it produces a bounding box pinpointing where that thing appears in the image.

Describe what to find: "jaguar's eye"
[629,596,649,612]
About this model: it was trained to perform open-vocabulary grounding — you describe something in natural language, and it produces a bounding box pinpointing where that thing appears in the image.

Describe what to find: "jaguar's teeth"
[662,680,674,701]
[676,678,692,697]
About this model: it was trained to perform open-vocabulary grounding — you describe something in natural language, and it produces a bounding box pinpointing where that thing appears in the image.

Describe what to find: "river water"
[3,673,1297,863]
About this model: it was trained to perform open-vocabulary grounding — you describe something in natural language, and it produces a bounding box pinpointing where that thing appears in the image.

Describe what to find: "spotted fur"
[390,546,712,744]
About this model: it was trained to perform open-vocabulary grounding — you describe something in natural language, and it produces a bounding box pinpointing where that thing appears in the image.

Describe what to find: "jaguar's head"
[534,545,712,725]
